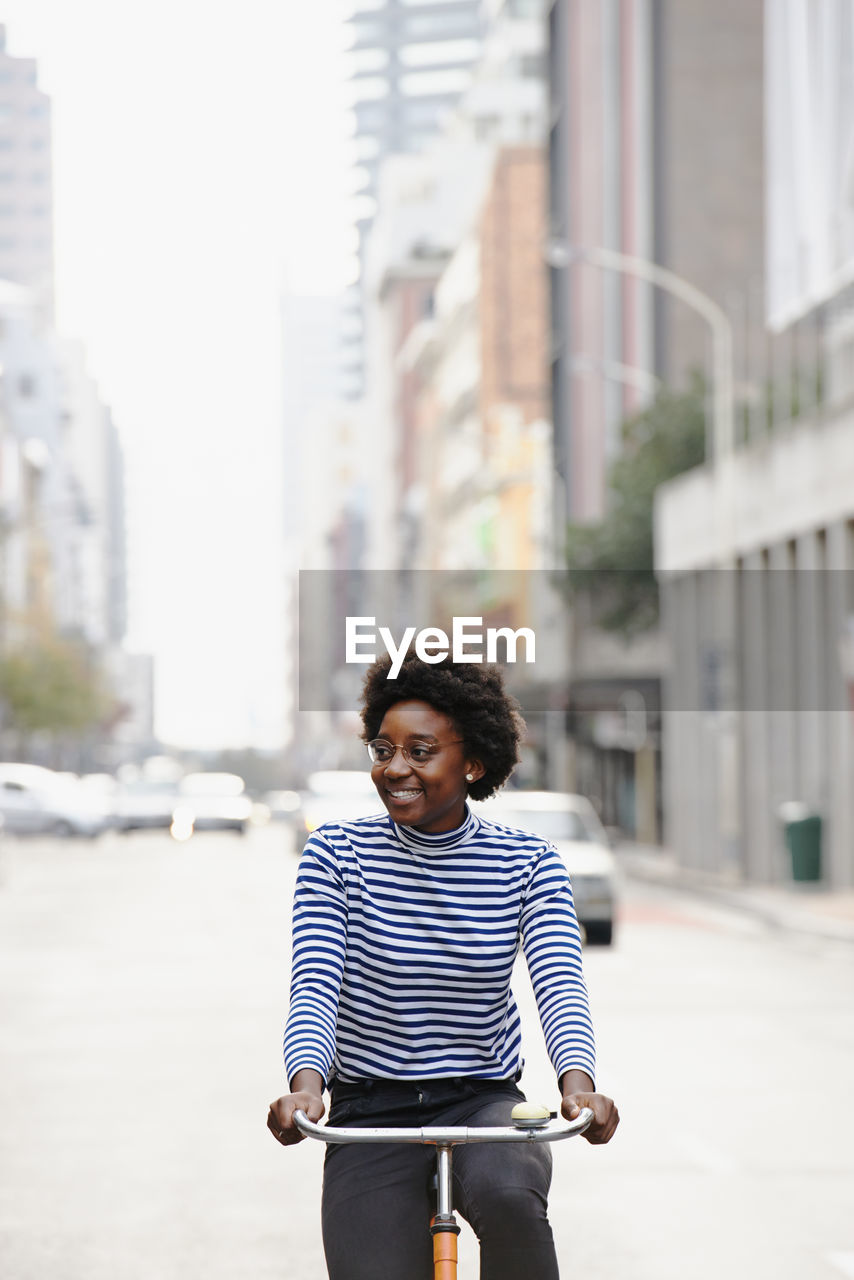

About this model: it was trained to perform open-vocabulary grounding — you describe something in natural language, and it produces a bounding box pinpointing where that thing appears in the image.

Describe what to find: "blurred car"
[113,777,180,833]
[0,763,111,838]
[472,790,617,945]
[262,789,303,822]
[173,772,253,835]
[296,770,382,852]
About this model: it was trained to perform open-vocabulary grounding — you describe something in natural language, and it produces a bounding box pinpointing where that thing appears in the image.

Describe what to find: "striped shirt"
[283,805,596,1087]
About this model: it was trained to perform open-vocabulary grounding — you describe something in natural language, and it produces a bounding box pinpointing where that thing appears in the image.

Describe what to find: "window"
[0,137,13,150]
[0,235,16,250]
[401,97,450,125]
[30,171,48,184]
[346,46,389,73]
[18,374,36,398]
[0,171,13,183]
[400,68,472,96]
[346,17,385,45]
[0,204,14,216]
[353,102,385,130]
[353,133,381,160]
[345,75,389,105]
[403,12,478,38]
[399,39,480,67]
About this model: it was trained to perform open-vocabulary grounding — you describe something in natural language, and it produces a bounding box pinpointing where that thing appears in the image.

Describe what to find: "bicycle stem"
[432,1144,460,1280]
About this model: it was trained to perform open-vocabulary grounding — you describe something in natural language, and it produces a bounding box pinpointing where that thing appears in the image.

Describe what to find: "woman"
[268,653,619,1279]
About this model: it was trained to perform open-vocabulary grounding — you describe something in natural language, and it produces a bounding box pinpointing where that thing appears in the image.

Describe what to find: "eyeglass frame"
[366,738,465,767]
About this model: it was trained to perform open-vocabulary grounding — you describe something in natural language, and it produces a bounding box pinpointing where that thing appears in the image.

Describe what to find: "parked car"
[296,770,382,852]
[173,772,253,835]
[113,777,180,833]
[0,764,111,838]
[472,790,618,945]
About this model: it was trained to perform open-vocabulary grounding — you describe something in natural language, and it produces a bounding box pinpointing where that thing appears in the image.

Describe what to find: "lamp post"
[545,241,735,462]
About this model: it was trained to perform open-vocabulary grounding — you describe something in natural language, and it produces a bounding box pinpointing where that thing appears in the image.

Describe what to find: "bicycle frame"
[294,1105,594,1280]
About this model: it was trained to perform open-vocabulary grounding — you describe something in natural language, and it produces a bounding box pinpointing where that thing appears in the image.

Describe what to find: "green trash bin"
[783,812,822,882]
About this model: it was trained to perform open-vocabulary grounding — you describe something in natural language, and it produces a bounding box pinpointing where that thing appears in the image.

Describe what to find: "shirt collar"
[391,803,480,853]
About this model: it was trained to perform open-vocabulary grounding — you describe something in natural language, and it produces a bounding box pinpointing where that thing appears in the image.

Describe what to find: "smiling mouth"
[386,788,422,801]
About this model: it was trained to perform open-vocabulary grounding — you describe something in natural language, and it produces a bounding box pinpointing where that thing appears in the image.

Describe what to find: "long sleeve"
[520,846,596,1086]
[283,832,348,1087]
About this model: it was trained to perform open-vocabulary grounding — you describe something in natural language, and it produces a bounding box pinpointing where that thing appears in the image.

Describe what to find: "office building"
[0,24,54,320]
[342,0,484,397]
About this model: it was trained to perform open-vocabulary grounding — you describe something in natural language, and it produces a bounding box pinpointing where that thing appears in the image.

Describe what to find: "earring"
[466,773,474,782]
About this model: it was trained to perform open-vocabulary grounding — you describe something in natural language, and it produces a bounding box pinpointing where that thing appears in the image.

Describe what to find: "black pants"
[320,1077,559,1280]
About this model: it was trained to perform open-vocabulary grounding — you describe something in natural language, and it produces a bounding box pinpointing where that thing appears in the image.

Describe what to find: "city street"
[1,824,853,1280]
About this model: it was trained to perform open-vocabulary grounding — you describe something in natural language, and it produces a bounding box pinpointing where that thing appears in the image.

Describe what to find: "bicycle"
[294,1100,594,1279]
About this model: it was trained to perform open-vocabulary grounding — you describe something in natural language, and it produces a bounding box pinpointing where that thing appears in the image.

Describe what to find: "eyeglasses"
[366,739,464,767]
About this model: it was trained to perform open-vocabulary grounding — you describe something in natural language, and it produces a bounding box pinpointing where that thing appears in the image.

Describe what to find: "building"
[654,0,854,889]
[0,24,54,321]
[342,0,485,397]
[53,340,127,651]
[545,0,766,837]
[547,0,765,518]
[352,2,573,784]
[0,279,64,639]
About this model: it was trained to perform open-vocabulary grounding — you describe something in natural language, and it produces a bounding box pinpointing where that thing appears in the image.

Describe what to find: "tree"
[564,377,706,636]
[0,630,113,746]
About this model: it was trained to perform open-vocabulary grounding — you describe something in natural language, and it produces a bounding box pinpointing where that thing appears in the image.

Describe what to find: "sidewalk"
[617,842,854,945]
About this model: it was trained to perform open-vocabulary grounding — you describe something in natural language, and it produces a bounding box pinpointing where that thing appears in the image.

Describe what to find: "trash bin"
[779,803,822,882]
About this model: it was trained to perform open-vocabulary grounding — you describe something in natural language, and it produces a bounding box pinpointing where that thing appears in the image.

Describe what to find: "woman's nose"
[383,747,412,777]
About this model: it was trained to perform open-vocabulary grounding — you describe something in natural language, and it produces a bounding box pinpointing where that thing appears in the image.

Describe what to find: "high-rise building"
[342,0,485,397]
[547,0,765,523]
[0,24,54,320]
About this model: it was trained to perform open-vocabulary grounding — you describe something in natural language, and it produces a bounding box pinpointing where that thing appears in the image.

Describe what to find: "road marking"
[826,1253,854,1278]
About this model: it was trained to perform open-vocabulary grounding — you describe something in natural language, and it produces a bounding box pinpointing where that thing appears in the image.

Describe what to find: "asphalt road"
[1,824,852,1280]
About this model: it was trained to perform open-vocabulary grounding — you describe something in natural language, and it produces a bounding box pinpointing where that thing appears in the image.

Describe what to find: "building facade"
[0,24,54,321]
[342,0,485,398]
[546,0,766,838]
[655,0,854,888]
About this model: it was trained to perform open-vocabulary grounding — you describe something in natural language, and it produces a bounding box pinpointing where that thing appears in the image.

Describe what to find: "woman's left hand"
[561,1091,620,1145]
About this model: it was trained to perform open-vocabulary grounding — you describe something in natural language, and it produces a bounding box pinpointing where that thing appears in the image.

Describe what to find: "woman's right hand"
[267,1090,325,1146]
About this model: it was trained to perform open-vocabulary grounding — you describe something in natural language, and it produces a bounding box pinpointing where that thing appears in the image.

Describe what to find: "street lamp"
[545,241,735,462]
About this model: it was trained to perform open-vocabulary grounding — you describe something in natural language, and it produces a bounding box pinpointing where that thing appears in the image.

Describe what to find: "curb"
[617,848,854,946]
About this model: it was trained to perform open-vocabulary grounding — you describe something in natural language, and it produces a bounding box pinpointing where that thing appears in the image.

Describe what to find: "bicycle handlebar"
[293,1107,594,1146]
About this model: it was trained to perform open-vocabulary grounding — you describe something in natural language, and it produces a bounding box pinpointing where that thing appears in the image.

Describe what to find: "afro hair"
[360,651,525,800]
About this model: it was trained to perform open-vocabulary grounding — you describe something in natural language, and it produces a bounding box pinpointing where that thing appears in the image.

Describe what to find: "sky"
[1,1,356,749]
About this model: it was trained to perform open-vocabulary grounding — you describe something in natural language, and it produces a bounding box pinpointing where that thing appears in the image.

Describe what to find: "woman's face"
[370,699,484,833]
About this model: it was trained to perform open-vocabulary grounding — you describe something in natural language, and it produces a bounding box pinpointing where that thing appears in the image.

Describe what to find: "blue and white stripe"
[283,806,596,1087]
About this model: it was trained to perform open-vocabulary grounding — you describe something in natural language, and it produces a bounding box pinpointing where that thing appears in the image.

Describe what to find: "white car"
[473,790,618,945]
[173,772,253,835]
[0,763,111,838]
[297,770,382,851]
[113,777,180,833]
